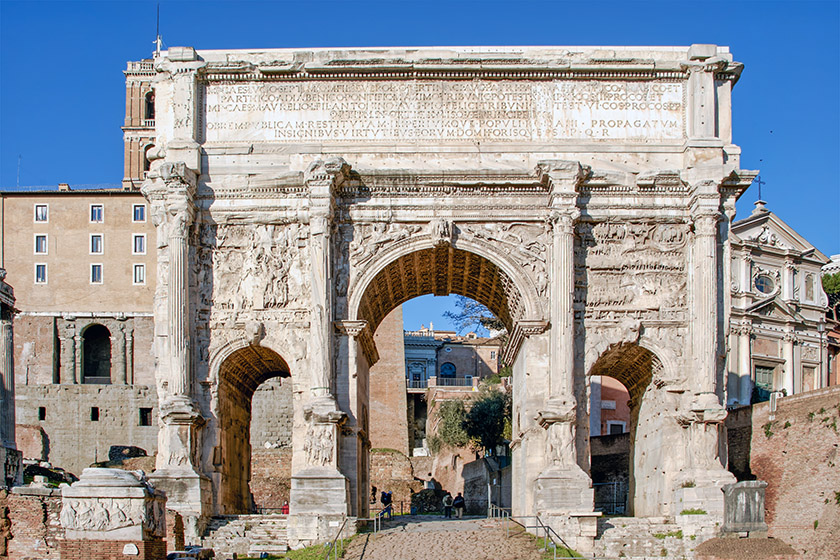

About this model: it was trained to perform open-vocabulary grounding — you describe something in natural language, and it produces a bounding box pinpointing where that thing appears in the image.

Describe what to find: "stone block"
[722,480,768,534]
[168,47,197,62]
[689,44,718,60]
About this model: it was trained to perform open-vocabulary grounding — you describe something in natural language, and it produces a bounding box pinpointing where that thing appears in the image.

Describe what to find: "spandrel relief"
[208,223,310,314]
[461,221,549,293]
[349,222,422,265]
[576,221,688,320]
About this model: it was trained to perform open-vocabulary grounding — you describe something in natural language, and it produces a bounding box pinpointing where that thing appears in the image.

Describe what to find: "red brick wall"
[249,448,292,511]
[744,386,840,559]
[1,489,63,560]
[59,538,165,560]
[369,307,409,454]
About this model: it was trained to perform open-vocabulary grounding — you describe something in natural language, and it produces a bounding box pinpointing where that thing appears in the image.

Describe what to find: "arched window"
[440,362,456,378]
[144,91,155,121]
[82,324,112,384]
[143,145,153,173]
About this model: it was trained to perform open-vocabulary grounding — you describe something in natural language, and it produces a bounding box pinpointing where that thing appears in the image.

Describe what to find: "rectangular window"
[133,264,146,285]
[90,264,103,284]
[38,407,46,421]
[608,421,626,435]
[490,351,496,359]
[90,234,103,254]
[139,408,153,426]
[34,234,47,254]
[90,407,99,421]
[34,204,48,222]
[133,204,146,222]
[90,204,104,223]
[35,264,47,284]
[133,234,146,255]
[755,365,774,390]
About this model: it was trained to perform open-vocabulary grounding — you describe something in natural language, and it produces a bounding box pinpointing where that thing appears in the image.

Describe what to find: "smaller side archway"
[588,342,665,516]
[214,344,291,514]
[81,324,111,384]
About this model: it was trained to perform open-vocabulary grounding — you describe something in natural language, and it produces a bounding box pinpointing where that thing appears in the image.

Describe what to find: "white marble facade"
[141,44,755,548]
[727,201,830,406]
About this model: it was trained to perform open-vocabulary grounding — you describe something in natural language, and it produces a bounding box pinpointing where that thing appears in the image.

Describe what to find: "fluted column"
[691,212,720,394]
[1,314,14,449]
[738,326,753,405]
[167,213,192,396]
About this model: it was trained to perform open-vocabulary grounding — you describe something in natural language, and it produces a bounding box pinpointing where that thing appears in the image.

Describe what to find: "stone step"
[202,514,290,558]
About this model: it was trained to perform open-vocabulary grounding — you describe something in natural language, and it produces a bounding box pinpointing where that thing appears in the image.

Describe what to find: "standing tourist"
[453,492,466,518]
[442,492,454,518]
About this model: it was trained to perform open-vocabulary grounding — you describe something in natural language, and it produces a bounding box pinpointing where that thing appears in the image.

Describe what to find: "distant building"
[822,254,840,388]
[727,201,831,405]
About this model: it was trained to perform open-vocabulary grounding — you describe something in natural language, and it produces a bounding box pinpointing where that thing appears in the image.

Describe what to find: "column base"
[148,469,212,544]
[535,464,593,513]
[287,466,350,549]
[674,467,736,517]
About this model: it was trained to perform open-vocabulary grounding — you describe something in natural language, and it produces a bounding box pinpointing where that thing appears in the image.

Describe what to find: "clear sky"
[2,0,838,331]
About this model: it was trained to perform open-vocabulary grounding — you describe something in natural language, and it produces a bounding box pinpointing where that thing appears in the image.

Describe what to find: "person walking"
[442,492,454,519]
[453,492,466,519]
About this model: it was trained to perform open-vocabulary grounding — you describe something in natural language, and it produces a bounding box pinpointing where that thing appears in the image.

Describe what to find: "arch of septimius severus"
[140,44,756,548]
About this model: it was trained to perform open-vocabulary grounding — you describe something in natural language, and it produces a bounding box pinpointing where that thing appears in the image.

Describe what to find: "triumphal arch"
[141,44,755,547]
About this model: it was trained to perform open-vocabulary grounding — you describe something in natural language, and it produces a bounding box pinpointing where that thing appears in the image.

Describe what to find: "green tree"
[435,400,469,448]
[823,272,840,312]
[443,295,504,336]
[463,387,511,453]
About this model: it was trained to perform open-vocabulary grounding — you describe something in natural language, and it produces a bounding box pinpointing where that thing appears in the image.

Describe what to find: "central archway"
[215,344,291,514]
[346,236,544,516]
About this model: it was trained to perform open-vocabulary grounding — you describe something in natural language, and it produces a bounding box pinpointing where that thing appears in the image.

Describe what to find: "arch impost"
[501,319,549,366]
[334,320,379,366]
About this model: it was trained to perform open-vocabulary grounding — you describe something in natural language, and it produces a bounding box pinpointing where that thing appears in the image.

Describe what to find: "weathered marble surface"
[141,44,753,547]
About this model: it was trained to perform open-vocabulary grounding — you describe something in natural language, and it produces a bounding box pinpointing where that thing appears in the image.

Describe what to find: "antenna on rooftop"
[16,155,21,189]
[153,3,162,58]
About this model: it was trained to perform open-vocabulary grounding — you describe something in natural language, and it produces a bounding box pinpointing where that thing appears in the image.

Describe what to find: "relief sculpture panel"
[201,223,311,316]
[576,221,688,321]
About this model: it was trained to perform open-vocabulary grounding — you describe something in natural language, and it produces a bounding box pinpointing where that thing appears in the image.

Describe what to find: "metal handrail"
[489,510,575,560]
[323,516,348,560]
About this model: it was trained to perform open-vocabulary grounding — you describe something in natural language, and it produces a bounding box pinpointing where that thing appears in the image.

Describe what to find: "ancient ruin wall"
[735,387,840,559]
[368,307,409,455]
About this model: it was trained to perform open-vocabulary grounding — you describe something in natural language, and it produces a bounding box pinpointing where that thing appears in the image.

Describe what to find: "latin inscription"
[204,80,684,143]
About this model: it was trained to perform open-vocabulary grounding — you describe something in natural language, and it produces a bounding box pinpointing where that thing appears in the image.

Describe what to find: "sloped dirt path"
[342,516,545,560]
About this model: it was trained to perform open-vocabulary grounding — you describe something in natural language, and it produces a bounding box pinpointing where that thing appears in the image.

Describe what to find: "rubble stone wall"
[1,488,63,560]
[14,385,159,476]
[369,449,420,510]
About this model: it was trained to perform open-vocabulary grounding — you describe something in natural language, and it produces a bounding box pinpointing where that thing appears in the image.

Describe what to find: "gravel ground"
[695,536,801,559]
[342,516,546,560]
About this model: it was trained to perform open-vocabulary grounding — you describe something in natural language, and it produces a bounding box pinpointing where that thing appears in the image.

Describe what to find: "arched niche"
[82,323,112,384]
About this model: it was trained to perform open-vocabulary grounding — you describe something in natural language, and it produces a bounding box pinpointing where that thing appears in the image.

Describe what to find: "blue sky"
[2,0,838,331]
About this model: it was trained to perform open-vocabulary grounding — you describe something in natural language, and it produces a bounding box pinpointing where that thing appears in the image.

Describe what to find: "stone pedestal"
[287,467,349,549]
[722,480,768,535]
[147,469,210,544]
[60,468,167,560]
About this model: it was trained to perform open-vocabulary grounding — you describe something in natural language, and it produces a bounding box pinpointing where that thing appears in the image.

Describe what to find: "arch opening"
[588,342,661,517]
[356,246,529,515]
[82,324,112,384]
[216,345,290,514]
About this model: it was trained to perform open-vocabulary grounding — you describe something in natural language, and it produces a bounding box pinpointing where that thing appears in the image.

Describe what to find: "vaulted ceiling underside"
[358,246,525,335]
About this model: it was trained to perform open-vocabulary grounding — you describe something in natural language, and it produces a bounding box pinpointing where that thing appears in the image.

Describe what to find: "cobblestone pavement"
[342,516,546,560]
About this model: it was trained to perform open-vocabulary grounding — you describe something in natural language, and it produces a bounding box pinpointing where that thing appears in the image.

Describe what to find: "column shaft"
[738,330,752,404]
[692,214,719,394]
[551,214,575,397]
[113,328,127,385]
[168,234,190,396]
[1,319,14,448]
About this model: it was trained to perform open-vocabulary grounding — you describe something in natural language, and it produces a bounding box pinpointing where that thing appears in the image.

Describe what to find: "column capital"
[334,320,368,338]
[501,319,549,366]
[537,160,587,209]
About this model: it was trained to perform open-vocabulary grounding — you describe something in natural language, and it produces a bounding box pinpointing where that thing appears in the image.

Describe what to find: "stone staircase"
[202,514,289,558]
[591,515,718,559]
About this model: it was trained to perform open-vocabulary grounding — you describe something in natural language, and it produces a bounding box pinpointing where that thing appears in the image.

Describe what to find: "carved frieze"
[576,221,688,320]
[201,222,310,314]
